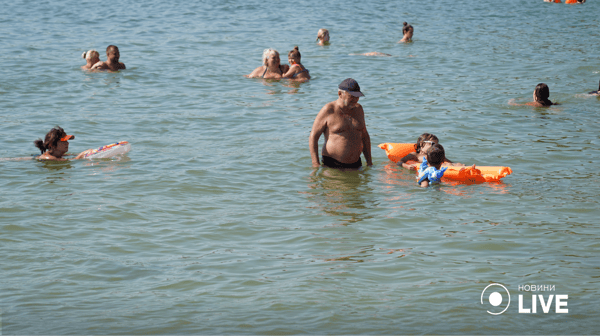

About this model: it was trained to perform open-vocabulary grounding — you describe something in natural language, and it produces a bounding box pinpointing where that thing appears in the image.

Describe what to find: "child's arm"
[282,64,299,78]
[398,152,419,169]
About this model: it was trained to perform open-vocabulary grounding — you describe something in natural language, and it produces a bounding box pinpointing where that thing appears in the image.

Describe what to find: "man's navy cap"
[338,78,364,97]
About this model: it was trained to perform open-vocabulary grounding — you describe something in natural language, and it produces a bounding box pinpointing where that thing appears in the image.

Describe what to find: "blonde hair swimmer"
[399,22,414,43]
[282,46,310,81]
[91,45,126,71]
[81,50,100,70]
[245,48,289,79]
[34,126,95,160]
[316,29,330,45]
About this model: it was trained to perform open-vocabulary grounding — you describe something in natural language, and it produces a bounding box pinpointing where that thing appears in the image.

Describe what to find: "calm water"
[1,0,599,334]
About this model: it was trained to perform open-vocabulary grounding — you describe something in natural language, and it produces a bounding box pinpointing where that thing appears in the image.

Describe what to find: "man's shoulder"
[320,100,338,113]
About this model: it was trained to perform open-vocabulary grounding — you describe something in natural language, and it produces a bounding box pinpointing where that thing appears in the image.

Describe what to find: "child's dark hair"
[288,46,301,61]
[426,143,445,167]
[415,133,439,153]
[33,126,66,154]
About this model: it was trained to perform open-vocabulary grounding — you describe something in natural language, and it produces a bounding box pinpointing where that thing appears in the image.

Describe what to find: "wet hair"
[533,83,553,106]
[317,28,329,41]
[82,50,99,60]
[106,45,119,54]
[402,22,412,35]
[288,46,301,61]
[34,126,67,154]
[415,133,439,154]
[262,48,279,65]
[426,144,445,167]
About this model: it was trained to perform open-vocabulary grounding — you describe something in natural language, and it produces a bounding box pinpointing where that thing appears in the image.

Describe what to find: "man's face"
[341,91,359,107]
[108,49,120,61]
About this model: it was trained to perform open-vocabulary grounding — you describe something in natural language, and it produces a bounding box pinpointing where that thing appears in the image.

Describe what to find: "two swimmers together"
[81,45,126,71]
[246,46,310,81]
[396,133,479,187]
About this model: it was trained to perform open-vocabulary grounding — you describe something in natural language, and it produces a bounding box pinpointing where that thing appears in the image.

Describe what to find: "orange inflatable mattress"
[378,143,512,183]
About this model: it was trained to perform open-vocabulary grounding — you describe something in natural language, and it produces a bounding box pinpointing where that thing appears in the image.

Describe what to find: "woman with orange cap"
[34,126,93,160]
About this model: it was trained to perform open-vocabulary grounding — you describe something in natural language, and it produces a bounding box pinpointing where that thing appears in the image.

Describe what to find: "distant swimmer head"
[416,133,439,154]
[533,83,552,105]
[33,126,74,155]
[106,45,120,61]
[262,48,280,66]
[288,46,301,64]
[426,143,445,167]
[82,49,100,63]
[317,29,330,43]
[402,22,413,35]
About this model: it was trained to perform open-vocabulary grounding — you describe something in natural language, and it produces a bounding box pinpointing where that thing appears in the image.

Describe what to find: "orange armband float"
[378,142,512,183]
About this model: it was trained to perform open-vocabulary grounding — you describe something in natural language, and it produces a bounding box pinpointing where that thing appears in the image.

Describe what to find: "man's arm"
[362,128,372,166]
[357,106,372,166]
[309,105,330,167]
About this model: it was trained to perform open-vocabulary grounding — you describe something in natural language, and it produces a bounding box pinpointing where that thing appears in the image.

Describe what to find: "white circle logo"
[481,283,511,315]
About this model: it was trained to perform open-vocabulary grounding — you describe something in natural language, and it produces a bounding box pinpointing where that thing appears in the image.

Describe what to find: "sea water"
[1,0,599,334]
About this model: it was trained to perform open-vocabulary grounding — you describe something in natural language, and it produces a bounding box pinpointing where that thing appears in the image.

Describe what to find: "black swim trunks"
[322,156,362,169]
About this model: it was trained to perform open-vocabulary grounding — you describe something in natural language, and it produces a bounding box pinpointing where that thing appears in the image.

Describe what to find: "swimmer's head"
[416,133,439,154]
[82,50,100,63]
[106,45,120,61]
[262,48,280,66]
[317,29,330,43]
[426,143,445,167]
[533,83,551,104]
[338,78,364,98]
[33,126,74,154]
[288,46,301,64]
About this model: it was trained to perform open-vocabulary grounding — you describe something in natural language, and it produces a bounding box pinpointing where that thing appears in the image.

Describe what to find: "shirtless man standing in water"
[309,78,372,169]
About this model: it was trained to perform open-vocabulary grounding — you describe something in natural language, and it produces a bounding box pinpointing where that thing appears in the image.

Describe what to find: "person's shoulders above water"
[91,61,126,71]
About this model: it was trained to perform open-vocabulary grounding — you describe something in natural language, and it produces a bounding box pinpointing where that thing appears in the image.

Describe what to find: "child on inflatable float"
[397,133,463,170]
[417,144,448,187]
